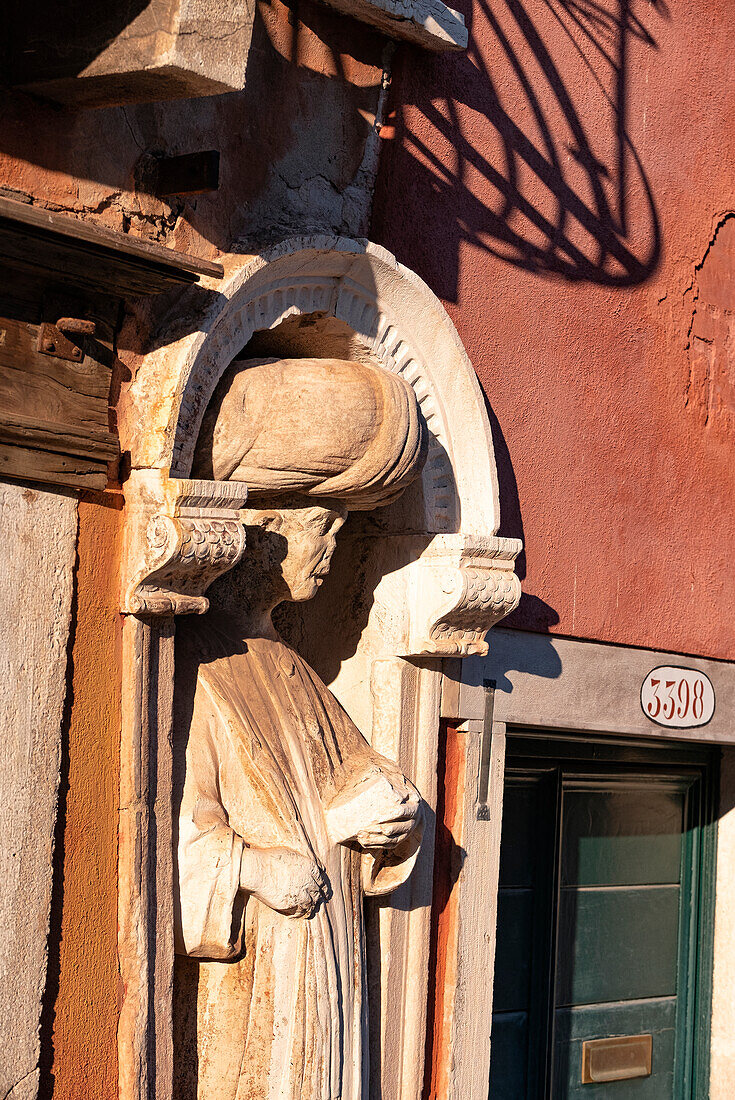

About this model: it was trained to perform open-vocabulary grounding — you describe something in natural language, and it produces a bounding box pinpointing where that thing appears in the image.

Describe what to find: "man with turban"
[173,358,428,1100]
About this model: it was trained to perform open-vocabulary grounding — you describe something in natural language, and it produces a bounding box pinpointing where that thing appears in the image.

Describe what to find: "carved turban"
[193,357,428,509]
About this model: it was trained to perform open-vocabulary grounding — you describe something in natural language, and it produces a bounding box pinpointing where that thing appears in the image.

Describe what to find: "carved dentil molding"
[403,534,522,657]
[163,270,459,534]
[123,237,500,537]
[122,470,248,617]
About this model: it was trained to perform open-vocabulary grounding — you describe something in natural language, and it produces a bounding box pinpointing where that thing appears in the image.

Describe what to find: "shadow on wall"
[486,383,562,631]
[373,0,667,299]
[4,0,151,80]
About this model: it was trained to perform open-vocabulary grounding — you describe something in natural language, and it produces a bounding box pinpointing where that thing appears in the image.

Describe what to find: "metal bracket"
[37,317,96,362]
[476,680,496,819]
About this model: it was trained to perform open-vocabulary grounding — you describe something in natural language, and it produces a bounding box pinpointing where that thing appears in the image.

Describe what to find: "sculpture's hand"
[326,766,421,851]
[240,846,330,918]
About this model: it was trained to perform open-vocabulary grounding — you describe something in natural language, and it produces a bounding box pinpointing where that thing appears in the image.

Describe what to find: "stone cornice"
[321,0,467,51]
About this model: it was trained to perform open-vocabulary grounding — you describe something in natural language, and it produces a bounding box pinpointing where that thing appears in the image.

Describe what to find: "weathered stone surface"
[320,0,467,51]
[121,471,249,616]
[0,483,77,1100]
[136,357,428,1099]
[10,0,257,108]
[5,1069,41,1100]
[2,0,391,253]
[118,242,521,1100]
[11,0,462,112]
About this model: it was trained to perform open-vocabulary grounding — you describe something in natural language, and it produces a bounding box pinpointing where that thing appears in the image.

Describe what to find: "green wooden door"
[488,735,717,1099]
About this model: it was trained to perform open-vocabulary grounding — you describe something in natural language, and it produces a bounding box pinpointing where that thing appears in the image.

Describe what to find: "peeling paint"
[686,213,735,431]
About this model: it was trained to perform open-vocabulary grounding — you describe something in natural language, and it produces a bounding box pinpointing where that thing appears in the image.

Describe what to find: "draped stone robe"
[174,619,422,1100]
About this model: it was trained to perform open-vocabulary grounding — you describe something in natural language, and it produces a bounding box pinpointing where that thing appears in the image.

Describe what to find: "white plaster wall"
[0,482,77,1100]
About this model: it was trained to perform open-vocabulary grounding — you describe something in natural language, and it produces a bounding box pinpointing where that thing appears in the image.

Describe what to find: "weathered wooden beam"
[0,198,223,298]
[0,198,223,491]
[0,411,119,463]
[0,443,109,489]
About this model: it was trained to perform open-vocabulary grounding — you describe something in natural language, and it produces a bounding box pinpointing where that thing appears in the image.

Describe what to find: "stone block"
[9,0,257,108]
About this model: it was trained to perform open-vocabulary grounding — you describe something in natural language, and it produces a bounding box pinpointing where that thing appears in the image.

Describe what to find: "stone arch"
[123,235,504,542]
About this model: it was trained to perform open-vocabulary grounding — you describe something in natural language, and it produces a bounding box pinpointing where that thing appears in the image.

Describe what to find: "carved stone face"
[248,502,347,603]
[277,504,347,601]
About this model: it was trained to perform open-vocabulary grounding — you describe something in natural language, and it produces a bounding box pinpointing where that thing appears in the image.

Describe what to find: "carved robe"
[174,619,421,1100]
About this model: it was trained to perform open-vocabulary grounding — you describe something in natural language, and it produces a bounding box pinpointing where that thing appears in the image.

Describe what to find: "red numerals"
[647,679,661,718]
[677,678,690,719]
[693,678,705,720]
[642,668,713,728]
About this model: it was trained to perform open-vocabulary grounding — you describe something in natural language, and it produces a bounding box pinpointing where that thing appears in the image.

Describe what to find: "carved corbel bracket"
[403,533,522,657]
[122,469,249,617]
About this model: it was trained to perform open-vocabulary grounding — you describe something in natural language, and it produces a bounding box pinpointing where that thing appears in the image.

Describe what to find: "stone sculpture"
[173,357,428,1099]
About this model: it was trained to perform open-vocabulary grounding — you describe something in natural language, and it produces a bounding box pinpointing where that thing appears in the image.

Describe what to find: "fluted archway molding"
[121,236,520,655]
[124,235,502,537]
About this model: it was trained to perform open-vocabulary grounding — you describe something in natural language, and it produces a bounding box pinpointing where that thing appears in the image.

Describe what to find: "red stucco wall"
[373,0,735,660]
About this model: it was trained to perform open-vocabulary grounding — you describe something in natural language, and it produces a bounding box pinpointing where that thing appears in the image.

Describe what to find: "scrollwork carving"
[405,534,522,656]
[122,471,248,617]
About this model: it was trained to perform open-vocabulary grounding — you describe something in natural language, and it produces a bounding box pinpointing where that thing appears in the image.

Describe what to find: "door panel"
[555,885,681,1005]
[490,1011,529,1100]
[561,788,684,887]
[492,889,535,1013]
[498,781,540,887]
[553,999,676,1098]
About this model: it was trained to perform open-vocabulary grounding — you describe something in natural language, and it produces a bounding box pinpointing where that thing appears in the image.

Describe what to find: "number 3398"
[641,666,715,728]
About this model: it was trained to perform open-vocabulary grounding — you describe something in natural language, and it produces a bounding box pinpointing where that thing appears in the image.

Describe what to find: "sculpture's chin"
[290,577,322,601]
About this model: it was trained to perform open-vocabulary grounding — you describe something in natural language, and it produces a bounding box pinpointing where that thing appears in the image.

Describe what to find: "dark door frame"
[491,729,719,1099]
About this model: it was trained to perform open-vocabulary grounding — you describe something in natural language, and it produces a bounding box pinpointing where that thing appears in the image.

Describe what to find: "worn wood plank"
[0,411,119,462]
[0,313,113,462]
[0,442,109,490]
[0,317,110,399]
[0,370,108,432]
[0,197,223,298]
[0,310,117,488]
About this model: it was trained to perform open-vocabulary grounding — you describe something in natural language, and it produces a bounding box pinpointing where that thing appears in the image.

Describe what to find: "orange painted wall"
[4,1,731,1090]
[373,0,735,660]
[50,491,122,1099]
[424,724,466,1100]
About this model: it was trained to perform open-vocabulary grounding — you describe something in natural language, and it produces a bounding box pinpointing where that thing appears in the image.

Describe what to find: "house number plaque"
[641,666,715,728]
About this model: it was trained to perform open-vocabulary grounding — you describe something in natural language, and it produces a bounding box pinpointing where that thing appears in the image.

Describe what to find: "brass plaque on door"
[582,1034,652,1084]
